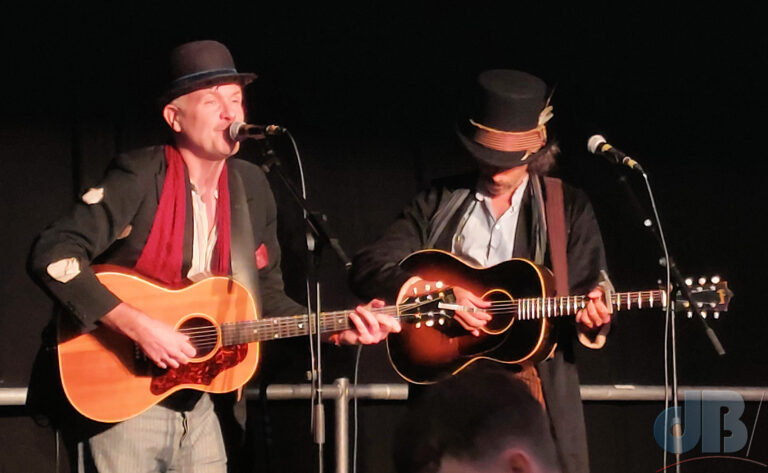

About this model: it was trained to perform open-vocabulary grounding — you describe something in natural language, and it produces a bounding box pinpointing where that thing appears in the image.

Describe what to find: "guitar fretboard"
[222,311,354,345]
[514,290,667,320]
[220,304,417,346]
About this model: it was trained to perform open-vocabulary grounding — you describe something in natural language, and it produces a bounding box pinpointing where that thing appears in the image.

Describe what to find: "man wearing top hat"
[27,39,400,472]
[350,69,611,473]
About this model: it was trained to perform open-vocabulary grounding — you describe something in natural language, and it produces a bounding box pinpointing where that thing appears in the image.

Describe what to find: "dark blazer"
[349,173,607,473]
[29,145,303,329]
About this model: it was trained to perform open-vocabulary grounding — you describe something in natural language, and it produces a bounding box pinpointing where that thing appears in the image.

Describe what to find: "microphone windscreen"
[587,134,607,154]
[229,121,246,141]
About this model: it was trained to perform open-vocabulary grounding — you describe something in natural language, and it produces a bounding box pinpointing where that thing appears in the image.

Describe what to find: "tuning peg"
[710,275,721,284]
[713,312,720,319]
[701,311,707,319]
[687,311,693,318]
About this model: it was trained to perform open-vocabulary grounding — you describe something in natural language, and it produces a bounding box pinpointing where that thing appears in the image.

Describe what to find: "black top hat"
[456,69,553,168]
[159,40,257,105]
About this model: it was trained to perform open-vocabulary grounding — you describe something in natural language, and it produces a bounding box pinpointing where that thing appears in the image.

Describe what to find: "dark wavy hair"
[527,140,560,175]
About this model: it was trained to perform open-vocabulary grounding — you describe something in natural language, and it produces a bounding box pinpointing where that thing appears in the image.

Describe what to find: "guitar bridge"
[133,343,154,375]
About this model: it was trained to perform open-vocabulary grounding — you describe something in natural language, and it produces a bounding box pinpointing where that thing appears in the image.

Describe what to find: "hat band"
[168,68,240,89]
[470,119,547,153]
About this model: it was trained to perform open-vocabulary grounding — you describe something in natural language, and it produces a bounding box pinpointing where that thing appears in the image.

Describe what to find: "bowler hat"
[456,69,554,168]
[160,40,257,105]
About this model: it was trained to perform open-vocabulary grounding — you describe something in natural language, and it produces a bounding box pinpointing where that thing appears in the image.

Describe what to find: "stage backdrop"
[1,3,765,473]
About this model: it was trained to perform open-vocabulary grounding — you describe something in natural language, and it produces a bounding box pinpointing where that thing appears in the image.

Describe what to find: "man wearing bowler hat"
[350,69,612,473]
[28,39,400,472]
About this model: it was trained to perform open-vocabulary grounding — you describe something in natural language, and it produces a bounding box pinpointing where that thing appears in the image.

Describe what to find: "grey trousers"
[86,394,227,473]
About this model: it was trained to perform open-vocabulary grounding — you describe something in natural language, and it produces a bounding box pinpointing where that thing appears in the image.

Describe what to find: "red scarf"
[134,145,231,286]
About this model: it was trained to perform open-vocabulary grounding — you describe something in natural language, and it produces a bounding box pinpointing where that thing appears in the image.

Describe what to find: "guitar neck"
[221,307,400,346]
[515,289,667,320]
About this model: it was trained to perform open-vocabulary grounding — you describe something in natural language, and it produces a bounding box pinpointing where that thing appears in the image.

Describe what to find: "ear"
[162,103,182,133]
[503,449,535,473]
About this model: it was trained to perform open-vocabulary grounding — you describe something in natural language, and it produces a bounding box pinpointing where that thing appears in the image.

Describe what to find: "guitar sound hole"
[178,316,218,358]
[484,290,514,332]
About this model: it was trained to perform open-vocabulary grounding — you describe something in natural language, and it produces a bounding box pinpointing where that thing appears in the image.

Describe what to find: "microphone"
[229,121,286,142]
[587,134,645,173]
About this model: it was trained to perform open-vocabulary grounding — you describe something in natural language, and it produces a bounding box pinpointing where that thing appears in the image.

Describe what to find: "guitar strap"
[227,166,260,423]
[542,176,569,296]
[228,166,262,317]
[426,189,470,248]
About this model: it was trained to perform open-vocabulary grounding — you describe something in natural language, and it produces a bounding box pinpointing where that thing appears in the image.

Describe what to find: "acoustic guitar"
[57,265,448,422]
[387,249,733,384]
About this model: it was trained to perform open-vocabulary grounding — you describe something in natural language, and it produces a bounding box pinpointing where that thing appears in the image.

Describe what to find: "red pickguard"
[150,344,248,395]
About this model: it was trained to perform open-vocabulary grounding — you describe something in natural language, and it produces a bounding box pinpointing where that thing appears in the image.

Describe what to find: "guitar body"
[387,250,556,384]
[57,268,260,422]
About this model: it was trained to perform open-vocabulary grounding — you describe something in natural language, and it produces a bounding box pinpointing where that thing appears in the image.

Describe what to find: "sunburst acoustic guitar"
[387,249,733,384]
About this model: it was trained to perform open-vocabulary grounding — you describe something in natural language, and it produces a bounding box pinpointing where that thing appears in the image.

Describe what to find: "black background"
[1,2,766,472]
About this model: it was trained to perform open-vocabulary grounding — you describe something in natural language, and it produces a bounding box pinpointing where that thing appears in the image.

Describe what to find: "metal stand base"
[245,379,409,473]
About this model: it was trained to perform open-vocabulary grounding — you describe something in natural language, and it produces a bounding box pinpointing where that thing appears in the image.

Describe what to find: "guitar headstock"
[399,280,456,328]
[672,276,733,319]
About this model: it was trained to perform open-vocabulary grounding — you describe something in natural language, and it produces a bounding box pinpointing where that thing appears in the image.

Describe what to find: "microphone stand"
[259,153,352,271]
[613,167,726,473]
[258,136,352,473]
[615,172,725,356]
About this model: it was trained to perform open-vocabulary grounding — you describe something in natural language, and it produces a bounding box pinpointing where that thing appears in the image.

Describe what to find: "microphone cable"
[634,169,678,473]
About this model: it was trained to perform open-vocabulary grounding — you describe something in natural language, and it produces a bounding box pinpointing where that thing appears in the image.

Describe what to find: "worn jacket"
[27,145,304,438]
[349,172,607,473]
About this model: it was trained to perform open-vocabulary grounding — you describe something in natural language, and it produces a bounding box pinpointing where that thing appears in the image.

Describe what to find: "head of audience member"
[394,364,561,473]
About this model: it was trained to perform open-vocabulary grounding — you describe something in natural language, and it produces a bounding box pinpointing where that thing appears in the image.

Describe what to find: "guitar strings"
[175,300,434,347]
[178,300,555,346]
[176,290,667,349]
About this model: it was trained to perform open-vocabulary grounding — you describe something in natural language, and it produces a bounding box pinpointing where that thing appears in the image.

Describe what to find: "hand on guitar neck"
[326,299,402,345]
[574,287,612,331]
[101,302,197,370]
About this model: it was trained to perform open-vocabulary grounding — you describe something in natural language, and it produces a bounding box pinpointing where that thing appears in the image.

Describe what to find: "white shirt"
[187,184,218,282]
[452,175,529,267]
